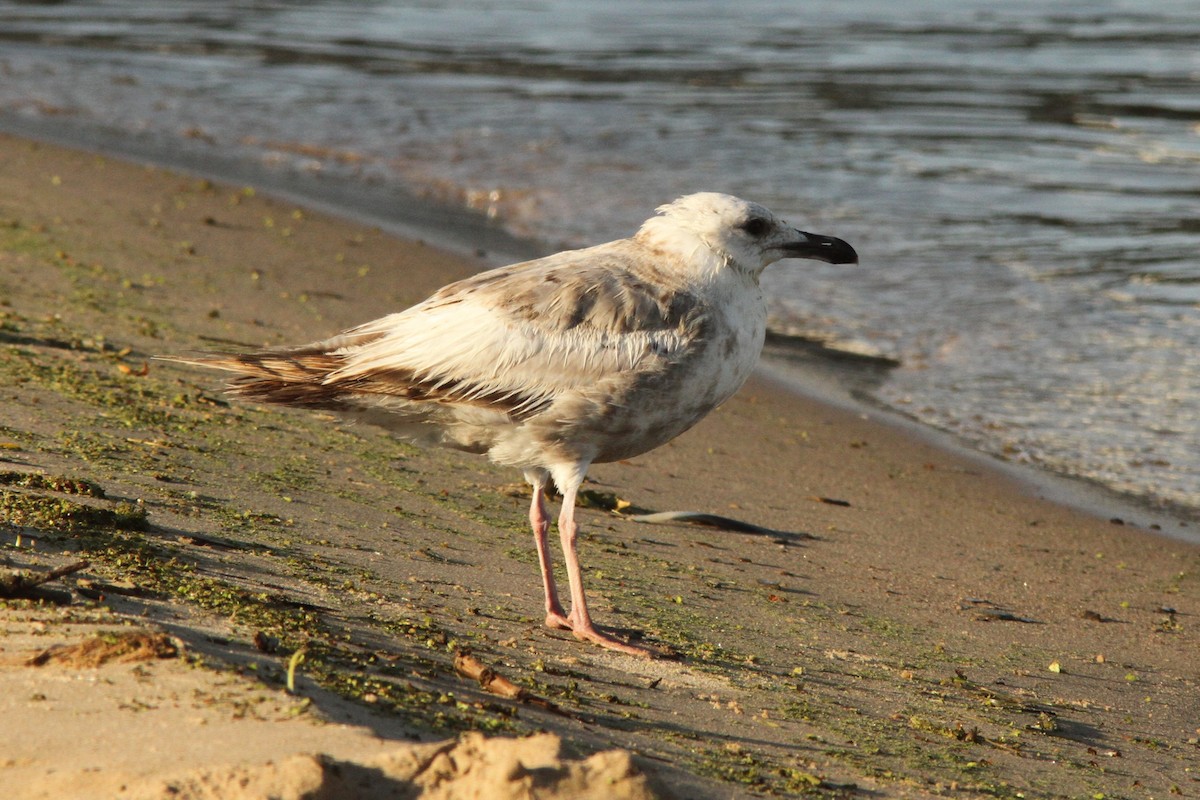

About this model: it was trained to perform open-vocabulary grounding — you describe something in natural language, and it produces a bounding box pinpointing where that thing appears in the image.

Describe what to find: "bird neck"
[633,219,733,285]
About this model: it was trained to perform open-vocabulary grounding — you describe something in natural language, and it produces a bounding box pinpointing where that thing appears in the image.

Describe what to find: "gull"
[175,193,857,657]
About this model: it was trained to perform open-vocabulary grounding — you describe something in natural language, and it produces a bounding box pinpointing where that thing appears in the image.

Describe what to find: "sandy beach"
[1,132,1197,799]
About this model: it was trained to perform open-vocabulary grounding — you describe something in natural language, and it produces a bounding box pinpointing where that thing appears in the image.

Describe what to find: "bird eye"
[738,217,771,238]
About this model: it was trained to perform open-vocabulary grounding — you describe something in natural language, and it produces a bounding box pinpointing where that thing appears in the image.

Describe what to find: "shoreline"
[0,112,543,267]
[760,343,1197,545]
[3,130,1198,798]
[2,114,1193,540]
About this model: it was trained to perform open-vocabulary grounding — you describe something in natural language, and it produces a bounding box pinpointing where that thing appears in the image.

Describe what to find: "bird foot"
[544,612,654,658]
[544,610,573,631]
[571,625,656,658]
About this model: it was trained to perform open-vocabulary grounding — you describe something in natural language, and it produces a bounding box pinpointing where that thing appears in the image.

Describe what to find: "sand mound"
[118,732,661,800]
[23,631,179,668]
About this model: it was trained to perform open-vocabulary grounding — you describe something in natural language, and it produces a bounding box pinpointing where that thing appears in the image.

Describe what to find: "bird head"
[638,192,858,277]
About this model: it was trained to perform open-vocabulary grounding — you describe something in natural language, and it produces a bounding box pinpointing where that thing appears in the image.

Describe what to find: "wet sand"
[1,132,1197,799]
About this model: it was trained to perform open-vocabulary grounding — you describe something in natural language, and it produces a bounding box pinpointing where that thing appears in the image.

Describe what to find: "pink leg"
[555,481,653,658]
[528,477,570,629]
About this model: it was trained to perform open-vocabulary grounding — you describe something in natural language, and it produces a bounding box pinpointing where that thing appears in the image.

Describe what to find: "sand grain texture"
[1,133,1198,798]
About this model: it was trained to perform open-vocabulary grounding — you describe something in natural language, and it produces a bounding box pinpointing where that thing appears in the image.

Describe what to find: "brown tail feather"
[168,352,353,410]
[164,331,548,418]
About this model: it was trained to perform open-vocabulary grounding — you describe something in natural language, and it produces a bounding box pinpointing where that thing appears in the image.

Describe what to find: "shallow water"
[2,0,1199,514]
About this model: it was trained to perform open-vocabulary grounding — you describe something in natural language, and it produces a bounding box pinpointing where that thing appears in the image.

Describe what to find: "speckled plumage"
[175,192,857,657]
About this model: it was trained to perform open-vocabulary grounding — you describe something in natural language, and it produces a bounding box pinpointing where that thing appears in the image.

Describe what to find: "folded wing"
[195,242,707,422]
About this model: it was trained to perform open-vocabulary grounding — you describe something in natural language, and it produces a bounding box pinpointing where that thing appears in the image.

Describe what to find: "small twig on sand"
[453,650,573,717]
[286,646,307,694]
[0,560,90,598]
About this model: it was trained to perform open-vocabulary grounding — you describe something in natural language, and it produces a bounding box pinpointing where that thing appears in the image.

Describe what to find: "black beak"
[782,230,858,264]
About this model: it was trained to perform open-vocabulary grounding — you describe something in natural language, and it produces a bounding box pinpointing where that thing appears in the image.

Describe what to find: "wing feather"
[325,241,707,415]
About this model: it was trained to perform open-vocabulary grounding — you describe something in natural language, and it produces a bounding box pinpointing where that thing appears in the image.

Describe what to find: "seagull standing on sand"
[178,193,857,657]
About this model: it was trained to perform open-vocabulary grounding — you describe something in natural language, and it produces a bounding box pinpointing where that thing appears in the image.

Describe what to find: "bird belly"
[596,331,762,462]
[495,305,766,468]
